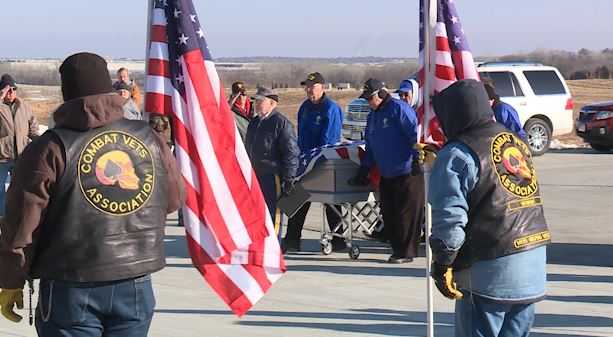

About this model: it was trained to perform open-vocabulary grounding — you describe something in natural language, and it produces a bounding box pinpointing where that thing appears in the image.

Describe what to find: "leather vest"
[30,120,168,282]
[452,122,550,270]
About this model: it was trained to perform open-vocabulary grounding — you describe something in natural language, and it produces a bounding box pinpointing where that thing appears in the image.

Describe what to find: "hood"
[433,79,493,140]
[407,79,419,108]
[53,93,127,131]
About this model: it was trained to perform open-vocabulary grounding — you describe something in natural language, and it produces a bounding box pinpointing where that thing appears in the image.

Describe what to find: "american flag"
[295,141,380,187]
[417,0,479,145]
[144,0,285,317]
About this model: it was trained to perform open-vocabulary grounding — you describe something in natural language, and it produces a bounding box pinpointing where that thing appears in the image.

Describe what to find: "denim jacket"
[429,142,546,303]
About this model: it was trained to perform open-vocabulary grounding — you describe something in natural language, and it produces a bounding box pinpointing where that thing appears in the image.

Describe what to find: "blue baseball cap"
[395,79,414,94]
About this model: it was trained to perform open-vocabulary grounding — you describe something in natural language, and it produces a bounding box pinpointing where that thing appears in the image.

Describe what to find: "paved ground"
[1,149,612,337]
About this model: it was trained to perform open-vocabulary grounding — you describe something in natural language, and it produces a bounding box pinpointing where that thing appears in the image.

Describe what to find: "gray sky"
[2,0,611,59]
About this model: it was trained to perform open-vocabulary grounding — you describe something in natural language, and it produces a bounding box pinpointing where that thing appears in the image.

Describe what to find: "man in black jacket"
[0,53,184,336]
[246,87,299,238]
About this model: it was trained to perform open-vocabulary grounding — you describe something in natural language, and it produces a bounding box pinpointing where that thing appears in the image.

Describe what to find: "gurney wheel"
[321,242,333,255]
[349,246,360,260]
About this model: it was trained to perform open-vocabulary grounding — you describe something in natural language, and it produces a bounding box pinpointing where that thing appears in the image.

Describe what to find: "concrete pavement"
[1,149,612,337]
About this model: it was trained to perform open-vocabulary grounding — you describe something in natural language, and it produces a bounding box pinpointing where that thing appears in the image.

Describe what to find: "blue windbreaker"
[362,96,418,178]
[296,94,343,152]
[493,101,527,139]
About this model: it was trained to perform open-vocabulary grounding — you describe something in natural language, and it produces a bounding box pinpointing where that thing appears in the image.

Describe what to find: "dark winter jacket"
[0,94,184,288]
[246,110,299,181]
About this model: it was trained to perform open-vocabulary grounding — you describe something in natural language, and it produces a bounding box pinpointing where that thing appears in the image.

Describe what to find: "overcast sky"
[2,0,612,59]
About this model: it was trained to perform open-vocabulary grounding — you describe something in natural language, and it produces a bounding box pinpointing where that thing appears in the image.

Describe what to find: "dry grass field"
[20,79,613,145]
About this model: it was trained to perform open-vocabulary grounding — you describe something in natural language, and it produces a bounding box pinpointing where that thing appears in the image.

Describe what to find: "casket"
[299,158,373,204]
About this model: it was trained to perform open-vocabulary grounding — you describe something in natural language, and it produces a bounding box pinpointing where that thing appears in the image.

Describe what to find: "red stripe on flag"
[148,59,171,78]
[150,25,168,43]
[145,92,173,115]
[436,36,451,52]
[436,64,457,82]
[451,51,465,80]
[336,147,349,159]
[172,118,239,253]
[182,50,269,244]
[186,235,253,317]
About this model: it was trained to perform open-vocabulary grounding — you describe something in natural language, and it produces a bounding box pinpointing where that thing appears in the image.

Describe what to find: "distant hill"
[215,56,418,64]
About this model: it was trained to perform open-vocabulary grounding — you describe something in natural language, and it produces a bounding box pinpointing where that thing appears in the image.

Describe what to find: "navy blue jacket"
[246,110,299,180]
[297,94,343,152]
[493,101,527,139]
[362,95,418,178]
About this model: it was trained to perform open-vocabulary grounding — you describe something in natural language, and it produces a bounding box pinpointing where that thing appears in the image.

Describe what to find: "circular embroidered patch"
[78,131,155,215]
[490,132,538,198]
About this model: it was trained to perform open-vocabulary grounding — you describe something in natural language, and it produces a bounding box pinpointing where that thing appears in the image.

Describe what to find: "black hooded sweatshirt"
[431,79,549,270]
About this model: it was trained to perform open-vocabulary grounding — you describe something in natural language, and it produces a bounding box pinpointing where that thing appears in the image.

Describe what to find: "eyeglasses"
[398,92,410,98]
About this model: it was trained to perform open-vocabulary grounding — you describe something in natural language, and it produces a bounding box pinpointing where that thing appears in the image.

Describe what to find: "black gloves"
[347,166,370,186]
[431,263,464,300]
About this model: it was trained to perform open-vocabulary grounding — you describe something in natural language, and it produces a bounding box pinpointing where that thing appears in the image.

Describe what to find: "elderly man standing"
[0,74,39,217]
[428,79,549,337]
[246,87,299,237]
[0,52,183,335]
[282,72,345,253]
[396,78,419,109]
[349,79,423,263]
[229,81,254,142]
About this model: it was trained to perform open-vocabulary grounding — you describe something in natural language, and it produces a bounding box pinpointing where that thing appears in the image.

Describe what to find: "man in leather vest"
[0,52,184,337]
[428,79,550,337]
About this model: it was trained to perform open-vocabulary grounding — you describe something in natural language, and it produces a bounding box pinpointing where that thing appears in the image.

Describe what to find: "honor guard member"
[283,72,345,252]
[483,81,527,140]
[396,78,420,109]
[349,79,424,264]
[428,79,550,337]
[246,87,299,237]
[0,52,184,336]
[228,81,254,142]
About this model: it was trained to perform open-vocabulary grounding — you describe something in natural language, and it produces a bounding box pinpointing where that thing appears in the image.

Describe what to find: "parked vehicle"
[478,62,574,156]
[342,63,575,156]
[576,101,613,152]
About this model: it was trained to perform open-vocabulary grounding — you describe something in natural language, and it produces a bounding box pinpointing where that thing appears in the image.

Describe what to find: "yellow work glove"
[0,288,24,322]
[431,263,464,300]
[415,143,438,166]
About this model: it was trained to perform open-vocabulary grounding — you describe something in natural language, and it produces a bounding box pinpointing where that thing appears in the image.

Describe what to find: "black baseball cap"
[359,78,385,99]
[0,74,17,90]
[300,72,325,86]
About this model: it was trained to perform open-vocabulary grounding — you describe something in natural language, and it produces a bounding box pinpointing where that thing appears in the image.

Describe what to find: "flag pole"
[143,0,154,121]
[423,0,436,337]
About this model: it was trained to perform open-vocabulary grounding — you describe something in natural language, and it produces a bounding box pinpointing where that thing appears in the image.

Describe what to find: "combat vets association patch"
[78,131,155,215]
[491,132,542,210]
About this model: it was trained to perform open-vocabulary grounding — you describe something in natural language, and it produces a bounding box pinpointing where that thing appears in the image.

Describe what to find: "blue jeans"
[455,293,536,337]
[0,160,14,216]
[36,275,156,337]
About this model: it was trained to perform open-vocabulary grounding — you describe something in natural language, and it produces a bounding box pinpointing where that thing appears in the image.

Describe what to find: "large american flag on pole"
[417,0,479,145]
[144,0,285,317]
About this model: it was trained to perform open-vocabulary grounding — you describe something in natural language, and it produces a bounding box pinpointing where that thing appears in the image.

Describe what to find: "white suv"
[478,62,574,155]
[341,63,574,155]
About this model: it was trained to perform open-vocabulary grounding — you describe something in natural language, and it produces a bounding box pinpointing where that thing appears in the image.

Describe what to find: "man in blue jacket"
[246,87,299,238]
[349,79,424,263]
[428,79,550,337]
[282,72,344,252]
[483,82,527,140]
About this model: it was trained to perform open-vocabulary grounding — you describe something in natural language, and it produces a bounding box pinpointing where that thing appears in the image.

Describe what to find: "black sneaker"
[387,255,414,264]
[281,239,301,253]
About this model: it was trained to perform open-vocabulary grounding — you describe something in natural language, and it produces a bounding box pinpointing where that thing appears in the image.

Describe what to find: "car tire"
[589,143,612,152]
[525,118,552,156]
